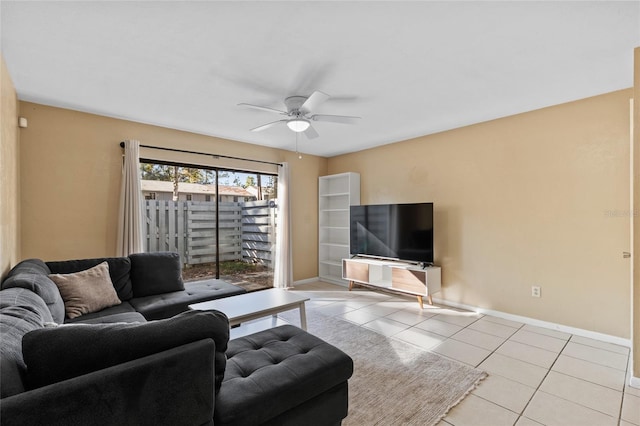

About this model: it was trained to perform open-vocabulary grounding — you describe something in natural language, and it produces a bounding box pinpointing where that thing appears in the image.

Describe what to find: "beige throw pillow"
[49,261,121,319]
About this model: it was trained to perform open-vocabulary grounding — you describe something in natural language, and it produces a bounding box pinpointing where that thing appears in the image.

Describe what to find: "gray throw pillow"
[48,262,121,319]
[22,309,230,394]
[46,257,133,301]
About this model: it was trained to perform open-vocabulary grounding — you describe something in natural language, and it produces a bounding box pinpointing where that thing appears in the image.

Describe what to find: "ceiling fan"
[238,91,360,139]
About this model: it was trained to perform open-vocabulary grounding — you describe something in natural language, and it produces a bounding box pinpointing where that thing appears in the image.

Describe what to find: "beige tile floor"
[231,281,639,426]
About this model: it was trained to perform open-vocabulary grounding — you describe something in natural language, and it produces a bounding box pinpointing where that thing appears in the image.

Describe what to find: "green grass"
[182,260,270,282]
[219,260,266,275]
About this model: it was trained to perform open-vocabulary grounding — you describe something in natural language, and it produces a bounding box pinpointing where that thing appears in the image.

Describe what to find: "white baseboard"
[431,296,631,348]
[293,277,320,286]
[293,277,349,287]
[318,277,349,287]
[630,376,640,389]
[292,279,632,348]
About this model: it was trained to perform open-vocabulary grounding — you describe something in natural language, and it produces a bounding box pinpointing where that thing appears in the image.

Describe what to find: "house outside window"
[139,161,277,289]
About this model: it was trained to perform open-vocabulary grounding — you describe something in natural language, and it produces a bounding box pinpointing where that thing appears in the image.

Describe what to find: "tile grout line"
[460,320,521,367]
[616,350,633,426]
[445,320,627,423]
[513,336,630,424]
[557,352,629,375]
[444,319,572,423]
[302,285,632,425]
[460,322,528,422]
[432,317,524,365]
[510,335,572,426]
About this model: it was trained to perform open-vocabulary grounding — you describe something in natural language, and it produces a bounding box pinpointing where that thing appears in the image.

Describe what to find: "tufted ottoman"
[214,325,354,426]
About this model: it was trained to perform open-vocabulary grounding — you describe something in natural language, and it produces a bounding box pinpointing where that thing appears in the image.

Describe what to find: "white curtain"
[116,140,144,256]
[274,162,293,289]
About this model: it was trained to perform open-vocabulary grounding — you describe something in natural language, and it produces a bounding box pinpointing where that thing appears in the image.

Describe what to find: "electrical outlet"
[531,286,541,298]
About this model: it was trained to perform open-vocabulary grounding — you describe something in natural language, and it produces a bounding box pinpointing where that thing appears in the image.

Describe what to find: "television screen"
[350,203,434,263]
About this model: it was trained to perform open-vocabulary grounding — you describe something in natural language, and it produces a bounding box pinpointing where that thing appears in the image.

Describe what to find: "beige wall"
[0,55,20,278]
[13,77,634,339]
[329,89,632,338]
[18,102,327,280]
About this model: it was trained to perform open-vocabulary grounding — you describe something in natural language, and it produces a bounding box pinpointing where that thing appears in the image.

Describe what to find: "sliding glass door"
[140,161,277,291]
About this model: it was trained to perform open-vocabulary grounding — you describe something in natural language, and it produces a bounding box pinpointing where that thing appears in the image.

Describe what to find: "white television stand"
[342,257,441,309]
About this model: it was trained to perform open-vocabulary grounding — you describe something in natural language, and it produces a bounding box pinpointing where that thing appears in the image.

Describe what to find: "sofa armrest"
[0,339,215,426]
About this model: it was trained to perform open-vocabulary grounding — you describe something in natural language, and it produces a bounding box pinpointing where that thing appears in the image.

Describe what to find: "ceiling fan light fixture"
[287,118,310,132]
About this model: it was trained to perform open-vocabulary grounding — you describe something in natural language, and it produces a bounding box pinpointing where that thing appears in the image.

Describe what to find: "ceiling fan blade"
[238,103,288,115]
[300,91,330,114]
[251,120,287,132]
[304,125,319,139]
[310,114,361,124]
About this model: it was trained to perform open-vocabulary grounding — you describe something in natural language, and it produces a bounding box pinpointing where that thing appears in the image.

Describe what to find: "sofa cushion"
[49,262,122,319]
[63,301,145,324]
[130,279,246,320]
[215,325,354,426]
[68,311,147,324]
[2,272,65,324]
[0,288,52,398]
[129,252,184,297]
[47,257,133,301]
[22,309,230,394]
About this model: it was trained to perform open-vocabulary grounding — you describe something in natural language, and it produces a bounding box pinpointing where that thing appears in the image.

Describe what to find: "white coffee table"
[189,288,310,330]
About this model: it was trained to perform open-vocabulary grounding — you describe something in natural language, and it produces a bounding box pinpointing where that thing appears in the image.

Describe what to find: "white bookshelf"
[318,172,360,285]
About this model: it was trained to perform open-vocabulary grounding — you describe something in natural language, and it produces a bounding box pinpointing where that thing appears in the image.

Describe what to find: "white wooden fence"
[144,200,277,267]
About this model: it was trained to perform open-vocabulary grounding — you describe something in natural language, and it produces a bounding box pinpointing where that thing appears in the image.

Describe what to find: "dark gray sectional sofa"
[42,252,247,322]
[0,252,354,425]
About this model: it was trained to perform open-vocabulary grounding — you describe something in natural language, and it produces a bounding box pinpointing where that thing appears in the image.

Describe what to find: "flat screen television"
[350,202,434,264]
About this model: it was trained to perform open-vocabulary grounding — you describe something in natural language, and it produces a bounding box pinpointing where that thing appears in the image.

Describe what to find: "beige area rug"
[282,312,487,426]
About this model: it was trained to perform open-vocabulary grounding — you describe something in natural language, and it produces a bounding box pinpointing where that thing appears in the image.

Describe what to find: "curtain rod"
[119,142,282,167]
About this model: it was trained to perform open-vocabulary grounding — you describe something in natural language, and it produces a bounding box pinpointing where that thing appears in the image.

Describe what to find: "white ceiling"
[2,1,639,157]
